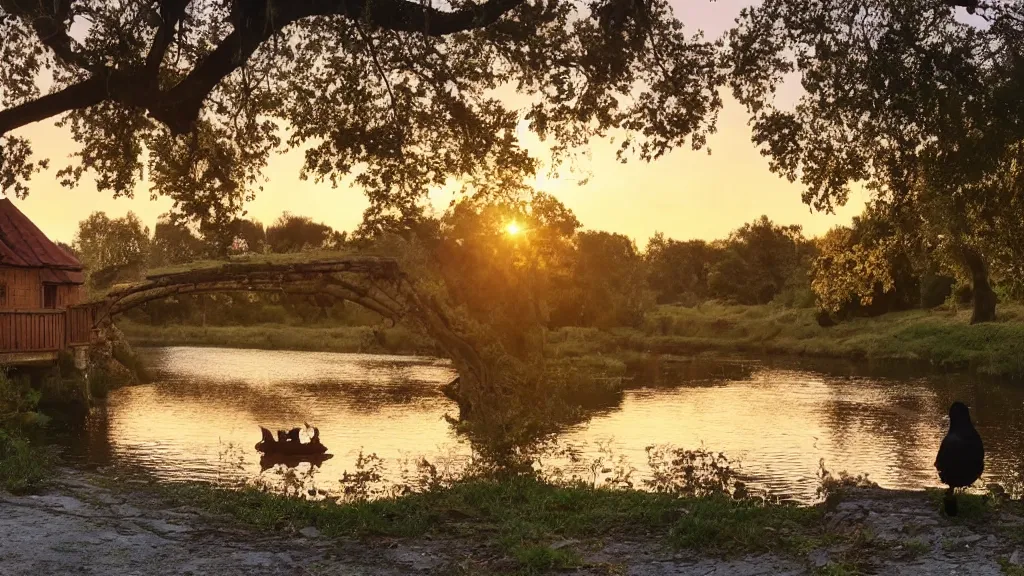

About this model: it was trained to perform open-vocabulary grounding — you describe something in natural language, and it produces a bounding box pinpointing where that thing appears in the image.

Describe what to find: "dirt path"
[1,471,1022,575]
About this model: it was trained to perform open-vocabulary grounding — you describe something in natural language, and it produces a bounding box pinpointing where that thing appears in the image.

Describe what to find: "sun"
[505,221,523,236]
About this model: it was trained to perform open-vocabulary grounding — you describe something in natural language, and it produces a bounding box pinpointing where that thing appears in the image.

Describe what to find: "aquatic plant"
[643,445,742,498]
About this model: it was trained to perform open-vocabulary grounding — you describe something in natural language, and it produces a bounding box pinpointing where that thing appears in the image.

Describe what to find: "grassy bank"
[119,302,1024,378]
[550,303,1024,378]
[136,472,1017,575]
[151,475,824,572]
[117,320,438,356]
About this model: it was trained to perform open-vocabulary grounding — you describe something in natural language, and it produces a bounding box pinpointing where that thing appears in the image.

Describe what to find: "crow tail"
[943,488,958,517]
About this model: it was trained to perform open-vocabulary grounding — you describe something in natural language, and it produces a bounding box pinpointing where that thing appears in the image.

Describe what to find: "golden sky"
[7,0,867,246]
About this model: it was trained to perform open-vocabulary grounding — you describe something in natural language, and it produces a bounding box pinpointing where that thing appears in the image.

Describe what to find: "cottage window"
[43,284,57,309]
[0,283,6,306]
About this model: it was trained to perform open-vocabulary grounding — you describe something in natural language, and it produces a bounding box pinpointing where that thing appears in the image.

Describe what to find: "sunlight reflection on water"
[62,347,1024,502]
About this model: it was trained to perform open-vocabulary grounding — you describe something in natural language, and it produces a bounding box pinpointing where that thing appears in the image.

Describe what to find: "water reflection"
[57,346,1024,502]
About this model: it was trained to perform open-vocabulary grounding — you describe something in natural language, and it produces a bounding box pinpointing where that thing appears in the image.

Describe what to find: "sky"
[7,0,868,246]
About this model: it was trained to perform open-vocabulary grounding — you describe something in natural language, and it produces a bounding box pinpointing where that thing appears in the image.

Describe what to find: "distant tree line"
[70,211,349,276]
[67,211,354,326]
[67,185,1023,333]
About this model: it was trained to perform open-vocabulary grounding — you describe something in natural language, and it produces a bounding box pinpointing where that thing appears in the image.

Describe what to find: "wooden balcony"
[66,305,95,346]
[0,305,96,365]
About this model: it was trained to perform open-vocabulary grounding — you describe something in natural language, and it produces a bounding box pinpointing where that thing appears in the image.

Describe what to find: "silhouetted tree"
[230,218,267,254]
[729,0,1024,322]
[644,234,718,304]
[149,217,205,267]
[0,0,723,232]
[433,193,579,358]
[565,231,651,328]
[266,214,344,253]
[708,216,808,304]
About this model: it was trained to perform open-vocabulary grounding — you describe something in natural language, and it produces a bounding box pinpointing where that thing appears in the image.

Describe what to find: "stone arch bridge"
[77,256,490,401]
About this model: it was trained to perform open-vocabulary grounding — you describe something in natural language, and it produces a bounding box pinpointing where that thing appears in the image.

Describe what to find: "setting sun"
[505,221,523,236]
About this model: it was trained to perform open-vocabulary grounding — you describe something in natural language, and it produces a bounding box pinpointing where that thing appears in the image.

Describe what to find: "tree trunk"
[962,246,997,324]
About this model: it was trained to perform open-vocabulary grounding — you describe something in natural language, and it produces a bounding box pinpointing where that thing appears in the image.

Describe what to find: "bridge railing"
[66,305,95,347]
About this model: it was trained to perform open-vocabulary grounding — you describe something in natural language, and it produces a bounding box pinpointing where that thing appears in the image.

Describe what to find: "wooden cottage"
[0,199,93,364]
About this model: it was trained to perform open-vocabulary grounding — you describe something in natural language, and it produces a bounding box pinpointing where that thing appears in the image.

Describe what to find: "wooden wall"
[0,266,84,310]
[0,266,91,352]
[0,267,41,308]
[56,284,83,308]
[66,305,94,346]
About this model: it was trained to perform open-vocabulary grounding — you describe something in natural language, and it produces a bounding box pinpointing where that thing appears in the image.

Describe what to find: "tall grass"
[155,475,821,554]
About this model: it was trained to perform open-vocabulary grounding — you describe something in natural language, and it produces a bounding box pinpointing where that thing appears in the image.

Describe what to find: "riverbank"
[119,302,1024,379]
[558,303,1024,379]
[3,467,1023,575]
[117,320,438,356]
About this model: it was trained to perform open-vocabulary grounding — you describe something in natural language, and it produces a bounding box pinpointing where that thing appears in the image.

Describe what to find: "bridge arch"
[88,256,492,407]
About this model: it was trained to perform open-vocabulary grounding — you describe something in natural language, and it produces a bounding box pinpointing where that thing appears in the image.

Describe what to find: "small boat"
[255,424,328,456]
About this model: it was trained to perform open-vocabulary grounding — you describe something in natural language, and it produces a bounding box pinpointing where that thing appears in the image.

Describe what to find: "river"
[56,346,1024,502]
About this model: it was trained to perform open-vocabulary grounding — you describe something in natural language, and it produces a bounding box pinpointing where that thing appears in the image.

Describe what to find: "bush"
[0,430,56,494]
[0,372,47,429]
[920,273,955,309]
[0,370,57,493]
[643,445,742,497]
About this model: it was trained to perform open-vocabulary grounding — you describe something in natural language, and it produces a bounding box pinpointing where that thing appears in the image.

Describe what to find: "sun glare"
[505,221,522,236]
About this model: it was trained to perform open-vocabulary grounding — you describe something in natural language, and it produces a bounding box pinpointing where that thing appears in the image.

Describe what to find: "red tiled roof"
[0,199,84,281]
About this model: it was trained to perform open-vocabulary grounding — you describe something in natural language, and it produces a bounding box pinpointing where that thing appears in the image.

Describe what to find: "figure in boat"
[256,422,328,456]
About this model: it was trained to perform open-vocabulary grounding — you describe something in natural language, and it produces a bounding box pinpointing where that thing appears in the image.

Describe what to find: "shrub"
[0,370,57,493]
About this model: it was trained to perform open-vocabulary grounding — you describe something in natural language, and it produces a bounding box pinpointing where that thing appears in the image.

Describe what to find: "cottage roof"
[0,199,84,283]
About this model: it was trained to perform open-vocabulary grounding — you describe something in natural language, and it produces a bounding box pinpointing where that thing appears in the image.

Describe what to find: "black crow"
[934,401,984,516]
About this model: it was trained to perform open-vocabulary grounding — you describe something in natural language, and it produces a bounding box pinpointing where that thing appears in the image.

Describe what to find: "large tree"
[0,0,723,228]
[728,0,1024,322]
[432,192,579,358]
[707,215,809,305]
[644,233,717,304]
[73,211,151,286]
[564,230,650,328]
[149,216,205,266]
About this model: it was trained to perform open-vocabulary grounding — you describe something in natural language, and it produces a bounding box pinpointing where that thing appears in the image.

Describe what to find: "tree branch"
[0,0,527,136]
[0,77,107,134]
[944,0,980,14]
[355,22,399,120]
[146,0,192,76]
[299,0,527,36]
[0,0,97,71]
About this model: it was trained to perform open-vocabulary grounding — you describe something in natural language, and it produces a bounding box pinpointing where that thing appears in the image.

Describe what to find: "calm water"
[58,347,1024,502]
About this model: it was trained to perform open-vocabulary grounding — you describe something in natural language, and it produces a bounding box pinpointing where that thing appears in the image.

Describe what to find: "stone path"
[2,471,1022,575]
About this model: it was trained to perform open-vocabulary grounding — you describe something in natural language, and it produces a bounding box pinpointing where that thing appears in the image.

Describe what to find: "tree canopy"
[73,211,151,287]
[727,0,1023,321]
[266,213,345,253]
[0,0,724,228]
